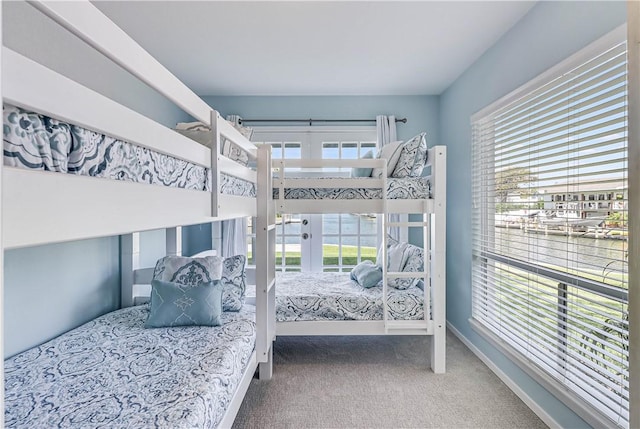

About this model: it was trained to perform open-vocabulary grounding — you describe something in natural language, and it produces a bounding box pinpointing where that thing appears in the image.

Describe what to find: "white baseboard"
[447,322,561,429]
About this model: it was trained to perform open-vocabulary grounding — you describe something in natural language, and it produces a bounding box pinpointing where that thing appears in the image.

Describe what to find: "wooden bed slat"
[2,168,255,249]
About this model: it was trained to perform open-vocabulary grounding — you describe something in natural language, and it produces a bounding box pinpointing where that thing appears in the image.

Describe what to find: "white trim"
[447,322,562,429]
[471,24,627,121]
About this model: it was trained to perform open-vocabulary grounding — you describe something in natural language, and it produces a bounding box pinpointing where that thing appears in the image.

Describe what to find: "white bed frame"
[2,1,275,427]
[272,146,447,374]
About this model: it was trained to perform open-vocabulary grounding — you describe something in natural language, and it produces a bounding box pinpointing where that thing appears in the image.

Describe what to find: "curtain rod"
[238,117,407,126]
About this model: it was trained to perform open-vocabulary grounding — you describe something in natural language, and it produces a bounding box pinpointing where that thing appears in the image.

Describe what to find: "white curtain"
[221,218,247,257]
[376,115,397,149]
[219,114,248,258]
[226,114,242,127]
[376,115,400,242]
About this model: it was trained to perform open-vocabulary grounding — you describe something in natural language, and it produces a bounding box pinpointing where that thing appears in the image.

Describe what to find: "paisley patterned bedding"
[247,272,426,321]
[4,304,256,429]
[273,177,431,200]
[2,104,256,197]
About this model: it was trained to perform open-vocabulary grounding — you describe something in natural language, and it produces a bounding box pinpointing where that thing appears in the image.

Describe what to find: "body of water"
[276,214,628,279]
[495,226,628,278]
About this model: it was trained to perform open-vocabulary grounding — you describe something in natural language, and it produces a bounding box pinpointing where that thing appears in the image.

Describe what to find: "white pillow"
[371,140,404,178]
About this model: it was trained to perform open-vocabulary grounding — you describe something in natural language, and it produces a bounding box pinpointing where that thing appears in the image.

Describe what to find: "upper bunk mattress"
[273,177,431,200]
[2,105,256,197]
[4,304,256,429]
[247,271,426,322]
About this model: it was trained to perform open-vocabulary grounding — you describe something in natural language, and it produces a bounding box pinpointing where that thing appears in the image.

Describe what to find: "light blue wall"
[202,95,440,146]
[182,223,214,257]
[440,1,626,427]
[4,239,119,358]
[2,1,188,357]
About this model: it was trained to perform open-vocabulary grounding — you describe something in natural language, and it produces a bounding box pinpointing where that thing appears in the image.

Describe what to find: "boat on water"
[536,210,606,228]
[494,210,539,225]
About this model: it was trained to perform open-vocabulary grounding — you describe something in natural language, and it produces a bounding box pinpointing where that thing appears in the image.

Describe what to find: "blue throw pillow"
[145,279,223,328]
[350,260,383,288]
[351,150,374,177]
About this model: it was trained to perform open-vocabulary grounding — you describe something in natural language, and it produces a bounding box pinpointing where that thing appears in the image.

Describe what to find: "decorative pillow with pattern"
[221,255,247,311]
[392,132,428,178]
[145,279,223,328]
[403,244,425,289]
[376,238,424,290]
[153,255,223,287]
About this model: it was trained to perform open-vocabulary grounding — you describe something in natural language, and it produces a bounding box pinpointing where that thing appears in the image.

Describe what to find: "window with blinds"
[471,28,628,428]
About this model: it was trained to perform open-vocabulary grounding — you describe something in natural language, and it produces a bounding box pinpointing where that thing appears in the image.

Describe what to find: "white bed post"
[256,144,276,380]
[211,222,223,256]
[0,1,4,400]
[210,110,220,218]
[166,227,182,256]
[430,147,447,373]
[120,232,140,308]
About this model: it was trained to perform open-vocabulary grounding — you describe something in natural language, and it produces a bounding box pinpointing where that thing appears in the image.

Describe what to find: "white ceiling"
[94,1,535,96]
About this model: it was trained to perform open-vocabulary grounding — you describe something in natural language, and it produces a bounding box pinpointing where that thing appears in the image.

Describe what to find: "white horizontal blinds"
[472,38,629,427]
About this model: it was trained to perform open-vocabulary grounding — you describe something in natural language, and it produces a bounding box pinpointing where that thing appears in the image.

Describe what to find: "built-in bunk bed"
[2,1,276,428]
[266,136,446,374]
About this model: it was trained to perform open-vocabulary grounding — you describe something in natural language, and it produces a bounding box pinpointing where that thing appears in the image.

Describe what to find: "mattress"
[2,104,256,197]
[247,271,426,322]
[273,176,431,200]
[4,304,256,429]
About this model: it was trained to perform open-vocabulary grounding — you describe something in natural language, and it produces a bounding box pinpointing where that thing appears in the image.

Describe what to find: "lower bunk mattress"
[247,271,426,322]
[2,104,256,197]
[273,176,431,200]
[4,304,256,428]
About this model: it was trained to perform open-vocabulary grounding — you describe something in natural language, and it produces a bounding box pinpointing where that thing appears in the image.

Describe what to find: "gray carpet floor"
[232,330,548,429]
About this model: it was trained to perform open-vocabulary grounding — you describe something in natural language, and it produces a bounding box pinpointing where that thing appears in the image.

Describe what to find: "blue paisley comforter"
[247,272,426,321]
[4,304,256,429]
[2,104,256,197]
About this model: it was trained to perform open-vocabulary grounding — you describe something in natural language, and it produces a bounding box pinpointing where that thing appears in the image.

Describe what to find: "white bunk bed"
[2,1,276,428]
[268,145,447,374]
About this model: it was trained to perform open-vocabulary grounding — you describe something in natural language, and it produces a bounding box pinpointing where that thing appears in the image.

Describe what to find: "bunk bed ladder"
[256,145,276,380]
[384,203,431,333]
